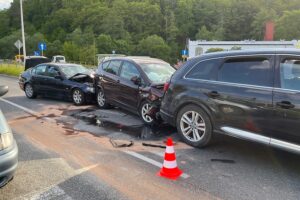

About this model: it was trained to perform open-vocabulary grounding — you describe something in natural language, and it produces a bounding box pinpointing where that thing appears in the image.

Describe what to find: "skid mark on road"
[124,150,190,179]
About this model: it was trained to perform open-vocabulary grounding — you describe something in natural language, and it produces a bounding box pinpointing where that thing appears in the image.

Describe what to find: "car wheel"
[72,89,85,105]
[139,101,154,125]
[97,88,109,108]
[25,83,36,99]
[176,105,212,148]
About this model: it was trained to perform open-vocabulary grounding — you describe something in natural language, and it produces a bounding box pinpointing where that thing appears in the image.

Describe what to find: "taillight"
[163,82,170,92]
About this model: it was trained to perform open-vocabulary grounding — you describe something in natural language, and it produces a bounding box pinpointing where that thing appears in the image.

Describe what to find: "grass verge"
[0,64,24,77]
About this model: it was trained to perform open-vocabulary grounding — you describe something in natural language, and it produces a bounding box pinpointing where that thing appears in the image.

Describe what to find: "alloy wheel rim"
[25,84,33,97]
[97,91,105,107]
[73,90,82,104]
[141,103,153,123]
[180,111,206,142]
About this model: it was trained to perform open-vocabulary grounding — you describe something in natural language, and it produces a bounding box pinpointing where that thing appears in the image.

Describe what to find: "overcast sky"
[0,0,13,10]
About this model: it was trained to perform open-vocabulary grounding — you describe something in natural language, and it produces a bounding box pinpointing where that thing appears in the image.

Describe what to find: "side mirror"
[0,86,8,97]
[131,76,141,86]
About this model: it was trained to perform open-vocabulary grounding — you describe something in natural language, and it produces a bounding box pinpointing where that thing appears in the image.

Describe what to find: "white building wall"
[188,40,300,58]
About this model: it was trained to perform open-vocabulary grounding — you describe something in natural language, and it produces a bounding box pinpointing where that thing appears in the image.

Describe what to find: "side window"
[186,59,221,80]
[218,57,272,87]
[35,65,47,76]
[104,60,122,75]
[280,57,300,91]
[99,61,110,73]
[47,66,60,77]
[120,62,140,80]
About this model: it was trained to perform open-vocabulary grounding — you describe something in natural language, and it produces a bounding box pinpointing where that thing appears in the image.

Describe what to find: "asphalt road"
[1,75,300,200]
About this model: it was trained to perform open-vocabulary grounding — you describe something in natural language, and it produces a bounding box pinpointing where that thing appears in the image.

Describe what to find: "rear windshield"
[140,63,175,83]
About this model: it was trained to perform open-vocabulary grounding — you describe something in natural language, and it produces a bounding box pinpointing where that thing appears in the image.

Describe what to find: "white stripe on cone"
[163,160,178,169]
[165,146,175,154]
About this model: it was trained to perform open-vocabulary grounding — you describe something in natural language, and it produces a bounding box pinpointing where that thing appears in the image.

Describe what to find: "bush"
[0,64,24,76]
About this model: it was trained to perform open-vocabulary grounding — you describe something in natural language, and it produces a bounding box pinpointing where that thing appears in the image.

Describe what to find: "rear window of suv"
[185,58,222,80]
[218,57,272,87]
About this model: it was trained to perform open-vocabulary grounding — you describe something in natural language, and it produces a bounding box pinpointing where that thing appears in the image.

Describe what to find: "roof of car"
[195,48,300,60]
[104,56,169,65]
[41,63,84,68]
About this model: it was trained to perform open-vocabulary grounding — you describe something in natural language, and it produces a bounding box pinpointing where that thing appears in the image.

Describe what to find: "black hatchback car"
[19,63,95,105]
[160,49,300,154]
[95,57,175,124]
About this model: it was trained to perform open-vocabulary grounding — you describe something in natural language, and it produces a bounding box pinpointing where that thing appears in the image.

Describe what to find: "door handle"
[208,91,220,98]
[276,101,295,109]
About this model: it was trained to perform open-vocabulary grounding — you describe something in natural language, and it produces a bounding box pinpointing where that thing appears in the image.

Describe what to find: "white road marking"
[29,186,73,200]
[0,97,39,116]
[124,150,190,179]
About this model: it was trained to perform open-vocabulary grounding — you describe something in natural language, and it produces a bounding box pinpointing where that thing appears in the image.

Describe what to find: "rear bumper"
[0,141,18,184]
[160,109,176,127]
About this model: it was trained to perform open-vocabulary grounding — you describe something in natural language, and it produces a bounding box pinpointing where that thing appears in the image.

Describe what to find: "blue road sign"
[181,49,188,56]
[38,42,47,51]
[34,51,40,56]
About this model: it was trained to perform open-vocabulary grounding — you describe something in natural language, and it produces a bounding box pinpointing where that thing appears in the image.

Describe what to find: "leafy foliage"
[0,0,299,65]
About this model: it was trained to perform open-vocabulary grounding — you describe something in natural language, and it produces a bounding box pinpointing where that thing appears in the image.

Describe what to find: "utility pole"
[20,0,26,63]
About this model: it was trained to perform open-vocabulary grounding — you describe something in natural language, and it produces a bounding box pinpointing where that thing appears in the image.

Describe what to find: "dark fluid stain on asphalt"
[211,159,236,164]
[75,113,176,140]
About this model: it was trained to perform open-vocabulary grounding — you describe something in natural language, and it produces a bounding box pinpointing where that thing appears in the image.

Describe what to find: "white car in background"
[52,55,66,63]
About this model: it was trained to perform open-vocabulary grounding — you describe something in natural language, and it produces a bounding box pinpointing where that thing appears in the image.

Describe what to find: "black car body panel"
[19,63,95,102]
[160,49,300,153]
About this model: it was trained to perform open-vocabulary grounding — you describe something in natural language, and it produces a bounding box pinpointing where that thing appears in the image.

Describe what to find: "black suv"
[160,49,300,154]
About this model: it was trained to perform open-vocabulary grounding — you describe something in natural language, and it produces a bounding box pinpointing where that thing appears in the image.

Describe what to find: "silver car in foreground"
[0,86,18,187]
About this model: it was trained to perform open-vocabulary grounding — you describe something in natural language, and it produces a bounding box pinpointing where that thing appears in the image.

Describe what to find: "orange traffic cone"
[158,138,182,180]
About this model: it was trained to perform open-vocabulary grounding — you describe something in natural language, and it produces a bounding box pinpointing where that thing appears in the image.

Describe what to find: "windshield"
[56,57,64,61]
[60,65,88,78]
[140,63,175,83]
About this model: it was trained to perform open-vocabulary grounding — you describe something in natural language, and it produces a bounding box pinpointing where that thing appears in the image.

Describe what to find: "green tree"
[276,10,300,40]
[136,35,171,61]
[195,26,213,40]
[63,42,79,61]
[96,34,115,54]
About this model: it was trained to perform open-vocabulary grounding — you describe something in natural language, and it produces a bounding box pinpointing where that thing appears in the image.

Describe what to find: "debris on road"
[142,143,165,149]
[210,159,235,164]
[109,138,134,148]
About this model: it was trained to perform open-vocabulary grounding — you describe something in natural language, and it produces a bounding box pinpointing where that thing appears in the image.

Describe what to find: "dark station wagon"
[160,49,300,154]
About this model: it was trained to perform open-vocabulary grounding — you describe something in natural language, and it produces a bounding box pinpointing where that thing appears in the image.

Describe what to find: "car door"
[44,65,66,98]
[100,60,122,103]
[118,61,142,111]
[31,65,47,94]
[214,55,274,142]
[272,55,300,147]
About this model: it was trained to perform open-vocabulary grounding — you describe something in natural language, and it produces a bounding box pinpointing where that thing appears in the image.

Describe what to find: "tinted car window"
[104,60,122,75]
[35,65,47,76]
[218,57,272,87]
[120,62,140,80]
[47,66,60,77]
[280,57,300,91]
[186,59,221,80]
[101,61,110,71]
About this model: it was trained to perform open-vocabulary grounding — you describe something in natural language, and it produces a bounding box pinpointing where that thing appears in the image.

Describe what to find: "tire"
[24,83,37,99]
[139,101,154,125]
[96,88,109,108]
[176,105,212,148]
[72,88,85,105]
